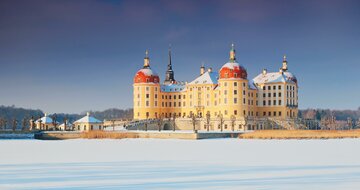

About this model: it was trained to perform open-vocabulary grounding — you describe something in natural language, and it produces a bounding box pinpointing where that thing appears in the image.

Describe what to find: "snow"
[138,68,158,76]
[189,71,219,85]
[161,83,186,92]
[36,116,53,124]
[221,61,241,70]
[253,71,297,85]
[1,139,360,189]
[74,115,102,123]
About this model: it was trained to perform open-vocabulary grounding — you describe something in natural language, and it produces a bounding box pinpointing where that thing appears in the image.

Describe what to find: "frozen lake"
[1,138,360,189]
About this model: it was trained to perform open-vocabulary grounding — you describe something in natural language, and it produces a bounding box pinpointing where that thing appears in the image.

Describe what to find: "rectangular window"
[263,93,266,98]
[243,98,246,104]
[155,94,158,99]
[273,93,276,97]
[263,112,266,116]
[155,101,157,106]
[234,82,237,86]
[278,85,281,90]
[268,112,271,116]
[146,101,149,106]
[234,90,237,95]
[279,111,282,116]
[174,95,176,99]
[274,111,276,116]
[234,110,237,115]
[279,92,281,97]
[234,98,237,104]
[263,100,266,106]
[273,100,276,105]
[273,86,276,90]
[268,93,271,97]
[268,100,271,106]
[179,102,181,107]
[279,100,282,105]
[268,86,271,90]
[146,94,149,98]
[243,90,246,95]
[179,95,181,99]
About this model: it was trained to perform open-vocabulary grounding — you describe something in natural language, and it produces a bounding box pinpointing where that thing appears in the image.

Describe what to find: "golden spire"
[143,49,150,68]
[282,54,288,71]
[229,43,236,62]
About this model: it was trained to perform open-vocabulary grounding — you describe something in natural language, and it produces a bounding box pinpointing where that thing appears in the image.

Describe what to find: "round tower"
[133,50,161,120]
[218,43,249,120]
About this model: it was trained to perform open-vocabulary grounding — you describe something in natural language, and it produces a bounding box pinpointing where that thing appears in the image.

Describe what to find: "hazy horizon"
[1,0,359,113]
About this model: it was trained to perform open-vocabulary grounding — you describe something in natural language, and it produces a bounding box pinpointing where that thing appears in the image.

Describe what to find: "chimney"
[200,64,205,75]
[262,69,267,75]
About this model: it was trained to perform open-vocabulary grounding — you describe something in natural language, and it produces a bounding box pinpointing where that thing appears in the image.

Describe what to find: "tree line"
[0,105,133,129]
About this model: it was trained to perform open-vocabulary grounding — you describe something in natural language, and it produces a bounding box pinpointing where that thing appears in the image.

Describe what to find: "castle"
[133,44,298,130]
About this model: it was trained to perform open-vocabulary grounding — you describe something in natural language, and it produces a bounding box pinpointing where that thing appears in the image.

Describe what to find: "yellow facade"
[133,46,298,122]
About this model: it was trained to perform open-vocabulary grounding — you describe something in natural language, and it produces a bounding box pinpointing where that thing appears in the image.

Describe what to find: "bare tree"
[145,115,149,131]
[206,112,211,132]
[156,114,164,132]
[0,118,3,130]
[29,116,34,131]
[230,115,236,132]
[218,113,224,132]
[21,118,27,131]
[172,113,177,131]
[38,117,43,130]
[52,114,57,131]
[63,117,68,131]
[244,116,248,131]
[3,119,7,131]
[191,113,198,132]
[12,118,17,132]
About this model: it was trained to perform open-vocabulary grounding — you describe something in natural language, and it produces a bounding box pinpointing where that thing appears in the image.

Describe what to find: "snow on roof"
[189,71,218,85]
[221,61,240,69]
[161,83,186,92]
[248,81,257,90]
[252,71,297,85]
[74,113,102,124]
[138,68,158,76]
[59,123,72,127]
[36,116,53,124]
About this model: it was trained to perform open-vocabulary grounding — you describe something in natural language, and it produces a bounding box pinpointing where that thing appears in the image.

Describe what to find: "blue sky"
[0,0,359,113]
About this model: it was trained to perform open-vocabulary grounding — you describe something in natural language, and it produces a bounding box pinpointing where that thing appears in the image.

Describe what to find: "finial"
[283,54,287,62]
[86,112,90,116]
[229,43,236,61]
[145,49,149,58]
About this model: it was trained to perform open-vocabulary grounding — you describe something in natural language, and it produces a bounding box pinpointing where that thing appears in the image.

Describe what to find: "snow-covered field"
[1,139,360,189]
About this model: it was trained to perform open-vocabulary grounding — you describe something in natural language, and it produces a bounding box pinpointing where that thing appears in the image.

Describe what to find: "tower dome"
[219,43,247,79]
[133,50,160,83]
